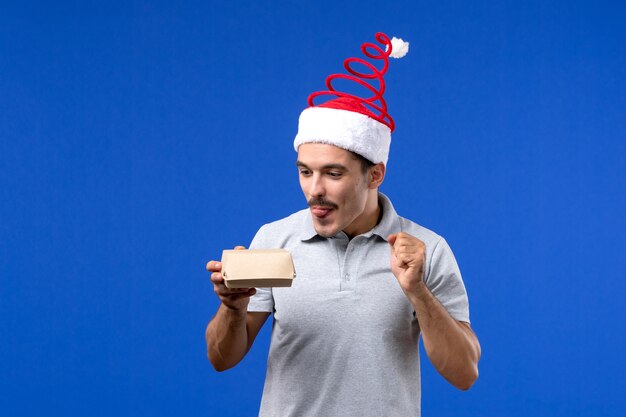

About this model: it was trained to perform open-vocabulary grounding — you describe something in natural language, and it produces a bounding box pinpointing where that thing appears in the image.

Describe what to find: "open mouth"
[311,206,333,219]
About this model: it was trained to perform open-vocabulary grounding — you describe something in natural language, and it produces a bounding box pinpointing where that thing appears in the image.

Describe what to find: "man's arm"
[403,282,480,390]
[389,233,481,390]
[205,253,271,372]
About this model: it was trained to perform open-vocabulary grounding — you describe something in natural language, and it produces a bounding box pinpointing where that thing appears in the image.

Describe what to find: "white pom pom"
[387,36,409,58]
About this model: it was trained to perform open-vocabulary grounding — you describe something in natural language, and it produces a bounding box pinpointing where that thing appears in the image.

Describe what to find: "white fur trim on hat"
[293,107,391,165]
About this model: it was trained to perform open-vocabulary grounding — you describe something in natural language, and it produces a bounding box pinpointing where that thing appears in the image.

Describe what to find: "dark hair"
[350,151,376,174]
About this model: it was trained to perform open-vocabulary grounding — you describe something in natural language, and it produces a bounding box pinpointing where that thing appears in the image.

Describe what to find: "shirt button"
[345,274,350,281]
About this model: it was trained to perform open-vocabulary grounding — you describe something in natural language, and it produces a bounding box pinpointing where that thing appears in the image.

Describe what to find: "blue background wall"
[2,1,625,416]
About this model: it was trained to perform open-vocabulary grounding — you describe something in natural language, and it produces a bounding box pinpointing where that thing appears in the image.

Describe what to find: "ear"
[368,163,386,189]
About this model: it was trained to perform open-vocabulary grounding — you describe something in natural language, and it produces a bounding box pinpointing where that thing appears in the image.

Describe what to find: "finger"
[395,232,409,241]
[234,246,246,251]
[396,252,412,266]
[240,288,257,297]
[214,282,252,295]
[394,247,424,263]
[390,233,413,248]
[216,286,253,297]
[220,288,257,301]
[223,286,254,293]
[210,271,224,283]
[394,233,425,246]
[394,233,422,244]
[392,242,415,254]
[206,260,222,272]
[213,279,254,293]
[393,234,412,245]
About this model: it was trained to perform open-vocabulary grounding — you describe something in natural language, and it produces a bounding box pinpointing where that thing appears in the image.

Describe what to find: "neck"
[344,191,381,239]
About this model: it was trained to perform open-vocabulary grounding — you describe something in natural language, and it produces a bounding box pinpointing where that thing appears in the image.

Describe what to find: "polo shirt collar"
[300,210,319,241]
[362,192,401,241]
[300,192,401,241]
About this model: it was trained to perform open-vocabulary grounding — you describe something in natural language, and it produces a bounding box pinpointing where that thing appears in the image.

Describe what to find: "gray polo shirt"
[248,193,469,417]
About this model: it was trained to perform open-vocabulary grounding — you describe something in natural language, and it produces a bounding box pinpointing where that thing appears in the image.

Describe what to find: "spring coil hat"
[293,33,409,165]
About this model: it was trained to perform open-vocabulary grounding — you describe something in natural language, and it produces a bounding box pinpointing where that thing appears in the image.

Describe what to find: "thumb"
[234,246,247,251]
[387,234,397,246]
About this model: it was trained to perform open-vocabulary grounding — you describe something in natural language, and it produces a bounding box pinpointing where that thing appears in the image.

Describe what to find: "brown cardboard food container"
[221,249,296,289]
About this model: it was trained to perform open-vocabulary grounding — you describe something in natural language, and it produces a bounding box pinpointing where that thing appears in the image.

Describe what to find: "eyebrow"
[296,161,348,170]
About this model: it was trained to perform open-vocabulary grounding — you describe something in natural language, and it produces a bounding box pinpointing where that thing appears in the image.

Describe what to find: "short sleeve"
[425,238,470,323]
[246,225,274,313]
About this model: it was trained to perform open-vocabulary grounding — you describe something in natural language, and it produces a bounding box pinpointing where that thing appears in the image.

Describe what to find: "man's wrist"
[221,302,249,318]
[402,280,430,305]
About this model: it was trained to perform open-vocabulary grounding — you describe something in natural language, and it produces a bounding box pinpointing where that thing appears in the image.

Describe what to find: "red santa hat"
[293,33,409,165]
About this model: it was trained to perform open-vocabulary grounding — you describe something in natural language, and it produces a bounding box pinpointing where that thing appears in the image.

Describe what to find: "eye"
[328,171,343,178]
[299,169,312,176]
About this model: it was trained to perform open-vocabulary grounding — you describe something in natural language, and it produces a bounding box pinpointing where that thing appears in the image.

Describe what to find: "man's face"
[296,143,373,238]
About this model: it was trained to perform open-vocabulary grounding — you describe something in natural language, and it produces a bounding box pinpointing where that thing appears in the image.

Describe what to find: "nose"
[309,173,325,197]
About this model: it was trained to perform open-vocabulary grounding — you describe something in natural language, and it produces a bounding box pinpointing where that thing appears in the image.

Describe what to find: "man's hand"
[388,233,426,293]
[389,233,480,390]
[207,246,256,311]
[206,246,270,371]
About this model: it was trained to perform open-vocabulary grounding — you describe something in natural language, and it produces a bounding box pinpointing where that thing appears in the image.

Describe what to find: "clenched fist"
[388,232,426,293]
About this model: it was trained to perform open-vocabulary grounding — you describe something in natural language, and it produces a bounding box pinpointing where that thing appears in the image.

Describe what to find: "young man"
[206,33,480,417]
